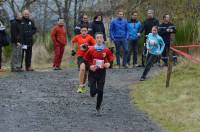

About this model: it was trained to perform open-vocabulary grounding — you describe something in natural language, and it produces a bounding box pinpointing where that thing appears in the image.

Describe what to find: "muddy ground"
[0,67,163,132]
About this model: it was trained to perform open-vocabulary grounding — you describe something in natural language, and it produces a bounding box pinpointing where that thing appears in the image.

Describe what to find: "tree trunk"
[63,0,72,38]
[42,0,49,41]
[74,0,78,28]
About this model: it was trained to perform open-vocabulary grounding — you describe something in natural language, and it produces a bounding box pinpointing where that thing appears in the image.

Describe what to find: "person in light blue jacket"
[127,11,141,67]
[109,10,129,68]
[140,26,165,81]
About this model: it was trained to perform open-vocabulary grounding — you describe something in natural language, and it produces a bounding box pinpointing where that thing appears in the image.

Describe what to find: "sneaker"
[53,67,61,70]
[134,64,139,67]
[77,87,82,93]
[57,67,62,70]
[123,64,129,69]
[140,77,145,81]
[96,106,101,116]
[26,67,34,71]
[77,86,87,94]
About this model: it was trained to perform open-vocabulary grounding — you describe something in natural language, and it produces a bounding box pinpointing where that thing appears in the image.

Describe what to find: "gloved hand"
[71,50,76,56]
[80,44,89,51]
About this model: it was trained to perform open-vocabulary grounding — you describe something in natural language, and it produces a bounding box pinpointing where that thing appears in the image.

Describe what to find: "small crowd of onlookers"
[0,9,176,81]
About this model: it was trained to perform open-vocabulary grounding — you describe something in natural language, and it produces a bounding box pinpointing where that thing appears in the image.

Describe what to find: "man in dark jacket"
[140,10,159,67]
[10,13,23,72]
[20,9,36,71]
[74,14,92,35]
[91,15,106,41]
[159,14,176,66]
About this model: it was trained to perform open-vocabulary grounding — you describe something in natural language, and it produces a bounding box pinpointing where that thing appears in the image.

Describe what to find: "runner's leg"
[96,70,106,110]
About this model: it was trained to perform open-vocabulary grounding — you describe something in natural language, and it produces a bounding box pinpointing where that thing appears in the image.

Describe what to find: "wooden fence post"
[166,49,173,88]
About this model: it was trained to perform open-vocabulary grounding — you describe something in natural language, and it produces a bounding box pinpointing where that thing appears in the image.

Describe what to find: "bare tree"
[74,0,78,27]
[53,0,62,17]
[5,0,37,15]
[42,0,48,40]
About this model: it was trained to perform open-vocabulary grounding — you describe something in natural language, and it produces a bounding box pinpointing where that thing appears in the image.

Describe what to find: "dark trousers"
[21,45,32,68]
[0,46,2,69]
[141,37,148,66]
[88,69,106,109]
[141,54,159,78]
[142,45,148,66]
[127,40,138,65]
[162,44,177,65]
[11,43,22,70]
[114,40,128,66]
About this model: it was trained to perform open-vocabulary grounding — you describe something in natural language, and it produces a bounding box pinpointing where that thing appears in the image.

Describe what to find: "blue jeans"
[114,40,128,66]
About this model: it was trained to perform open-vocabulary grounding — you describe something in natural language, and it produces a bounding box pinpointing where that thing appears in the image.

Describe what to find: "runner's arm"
[159,37,165,54]
[103,49,114,69]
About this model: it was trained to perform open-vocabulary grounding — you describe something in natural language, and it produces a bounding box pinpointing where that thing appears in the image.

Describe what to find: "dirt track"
[0,68,163,132]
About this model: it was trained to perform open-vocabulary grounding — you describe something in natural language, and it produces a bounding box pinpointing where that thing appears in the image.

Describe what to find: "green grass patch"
[130,60,200,132]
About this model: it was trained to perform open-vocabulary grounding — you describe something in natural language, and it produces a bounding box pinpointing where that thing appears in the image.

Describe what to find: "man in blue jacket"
[127,11,141,67]
[110,10,129,68]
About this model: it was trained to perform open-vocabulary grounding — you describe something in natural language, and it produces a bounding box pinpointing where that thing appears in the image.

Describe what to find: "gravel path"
[0,67,163,132]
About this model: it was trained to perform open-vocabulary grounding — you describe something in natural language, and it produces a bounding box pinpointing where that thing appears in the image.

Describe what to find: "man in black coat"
[20,9,36,71]
[159,14,176,66]
[91,15,106,41]
[140,10,159,67]
[10,13,23,72]
[74,14,92,35]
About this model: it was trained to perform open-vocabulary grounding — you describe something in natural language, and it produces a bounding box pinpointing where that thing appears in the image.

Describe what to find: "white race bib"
[149,40,156,45]
[22,45,28,50]
[93,59,104,68]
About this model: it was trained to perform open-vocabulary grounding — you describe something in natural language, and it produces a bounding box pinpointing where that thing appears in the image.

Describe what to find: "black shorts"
[77,56,89,70]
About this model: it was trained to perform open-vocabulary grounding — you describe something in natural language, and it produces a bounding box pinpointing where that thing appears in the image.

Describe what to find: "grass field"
[130,60,200,132]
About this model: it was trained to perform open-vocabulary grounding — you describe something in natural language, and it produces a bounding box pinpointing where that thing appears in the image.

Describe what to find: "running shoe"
[77,86,87,94]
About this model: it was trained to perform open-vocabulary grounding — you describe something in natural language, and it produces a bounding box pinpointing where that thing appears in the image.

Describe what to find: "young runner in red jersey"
[84,32,114,113]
